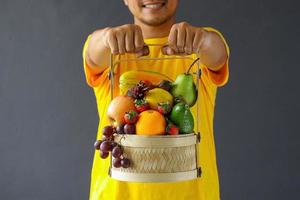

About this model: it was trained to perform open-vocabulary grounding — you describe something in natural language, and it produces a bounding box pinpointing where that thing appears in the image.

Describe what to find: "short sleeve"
[82,35,109,88]
[202,27,230,87]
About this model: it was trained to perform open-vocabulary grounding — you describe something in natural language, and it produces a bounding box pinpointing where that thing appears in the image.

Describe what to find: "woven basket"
[109,133,201,182]
[107,45,202,182]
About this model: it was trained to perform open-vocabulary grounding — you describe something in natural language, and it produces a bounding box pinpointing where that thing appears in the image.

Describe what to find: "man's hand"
[86,24,149,72]
[162,22,206,55]
[103,24,149,56]
[162,22,228,71]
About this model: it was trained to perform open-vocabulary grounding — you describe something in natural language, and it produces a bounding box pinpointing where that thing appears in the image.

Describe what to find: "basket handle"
[108,43,201,138]
[109,43,200,97]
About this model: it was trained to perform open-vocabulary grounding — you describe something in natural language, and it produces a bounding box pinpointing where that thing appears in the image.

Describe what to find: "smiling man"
[82,0,229,199]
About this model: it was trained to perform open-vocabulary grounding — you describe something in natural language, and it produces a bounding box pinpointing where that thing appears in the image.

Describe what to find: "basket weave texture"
[112,141,196,173]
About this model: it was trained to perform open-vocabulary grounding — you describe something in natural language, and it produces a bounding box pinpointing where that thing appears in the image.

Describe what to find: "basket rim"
[115,132,196,138]
[114,132,197,148]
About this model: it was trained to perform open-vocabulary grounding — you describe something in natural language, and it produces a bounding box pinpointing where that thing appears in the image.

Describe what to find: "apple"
[107,95,136,127]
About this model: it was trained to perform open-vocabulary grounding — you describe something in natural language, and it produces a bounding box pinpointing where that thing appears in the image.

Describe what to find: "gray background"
[0,0,299,199]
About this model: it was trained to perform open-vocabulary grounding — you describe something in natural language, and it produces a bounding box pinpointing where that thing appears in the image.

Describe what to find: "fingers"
[163,22,190,55]
[107,31,119,54]
[116,31,125,54]
[185,28,194,55]
[192,29,205,54]
[177,25,186,53]
[161,45,175,55]
[134,26,149,57]
[162,22,204,56]
[105,24,147,56]
[136,46,149,57]
[134,26,144,52]
[125,27,134,53]
[168,27,178,53]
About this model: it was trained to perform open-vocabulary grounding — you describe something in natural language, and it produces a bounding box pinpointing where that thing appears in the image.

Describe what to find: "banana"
[119,70,173,95]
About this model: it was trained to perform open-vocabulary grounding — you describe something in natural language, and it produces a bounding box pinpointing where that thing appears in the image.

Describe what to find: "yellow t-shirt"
[82,27,230,200]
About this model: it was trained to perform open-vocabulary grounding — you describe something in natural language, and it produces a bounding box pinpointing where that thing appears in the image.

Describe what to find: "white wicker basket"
[109,133,201,182]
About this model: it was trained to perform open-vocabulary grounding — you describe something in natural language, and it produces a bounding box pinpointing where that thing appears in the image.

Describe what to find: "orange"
[136,110,166,135]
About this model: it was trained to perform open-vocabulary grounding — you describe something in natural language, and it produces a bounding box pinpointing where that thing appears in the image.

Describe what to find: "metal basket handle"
[109,43,201,135]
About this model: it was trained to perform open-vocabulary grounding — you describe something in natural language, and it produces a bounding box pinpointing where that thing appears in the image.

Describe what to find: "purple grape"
[116,124,125,134]
[113,157,122,168]
[94,140,102,150]
[100,151,109,159]
[100,141,111,152]
[110,142,118,150]
[102,134,113,141]
[103,126,114,137]
[121,158,131,168]
[112,146,123,158]
[124,124,135,134]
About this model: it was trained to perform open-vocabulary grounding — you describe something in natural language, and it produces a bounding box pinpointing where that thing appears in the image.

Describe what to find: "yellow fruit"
[119,70,173,94]
[136,110,166,135]
[145,88,173,110]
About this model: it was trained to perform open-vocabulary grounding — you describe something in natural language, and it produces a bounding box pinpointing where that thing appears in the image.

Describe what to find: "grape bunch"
[94,125,131,168]
[126,80,153,99]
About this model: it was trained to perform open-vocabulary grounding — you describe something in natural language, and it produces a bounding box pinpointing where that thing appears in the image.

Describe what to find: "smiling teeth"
[144,4,163,8]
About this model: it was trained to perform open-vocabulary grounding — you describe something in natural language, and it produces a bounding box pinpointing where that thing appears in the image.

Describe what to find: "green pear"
[171,73,198,107]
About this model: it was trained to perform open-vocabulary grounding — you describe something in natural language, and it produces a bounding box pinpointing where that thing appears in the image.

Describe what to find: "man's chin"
[140,18,168,26]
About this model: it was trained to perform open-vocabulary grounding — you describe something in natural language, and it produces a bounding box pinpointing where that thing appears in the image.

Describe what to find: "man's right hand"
[86,24,149,72]
[103,24,149,56]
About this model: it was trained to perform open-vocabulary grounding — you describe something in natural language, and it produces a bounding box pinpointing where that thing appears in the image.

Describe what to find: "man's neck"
[134,17,176,39]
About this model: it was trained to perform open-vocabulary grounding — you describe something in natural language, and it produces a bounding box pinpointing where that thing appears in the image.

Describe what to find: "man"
[82,0,229,199]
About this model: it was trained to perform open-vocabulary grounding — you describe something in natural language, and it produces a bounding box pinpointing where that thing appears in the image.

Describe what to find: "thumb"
[161,45,175,55]
[136,45,149,57]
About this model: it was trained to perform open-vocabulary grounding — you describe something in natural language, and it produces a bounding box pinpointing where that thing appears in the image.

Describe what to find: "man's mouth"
[142,2,166,9]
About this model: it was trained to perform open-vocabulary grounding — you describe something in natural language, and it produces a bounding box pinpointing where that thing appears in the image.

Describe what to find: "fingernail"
[162,46,168,55]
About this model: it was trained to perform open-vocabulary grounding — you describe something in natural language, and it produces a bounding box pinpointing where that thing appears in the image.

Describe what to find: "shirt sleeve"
[202,27,230,87]
[82,35,109,88]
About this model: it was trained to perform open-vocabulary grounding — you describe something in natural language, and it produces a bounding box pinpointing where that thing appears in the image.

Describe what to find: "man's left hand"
[162,22,228,71]
[162,22,207,55]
